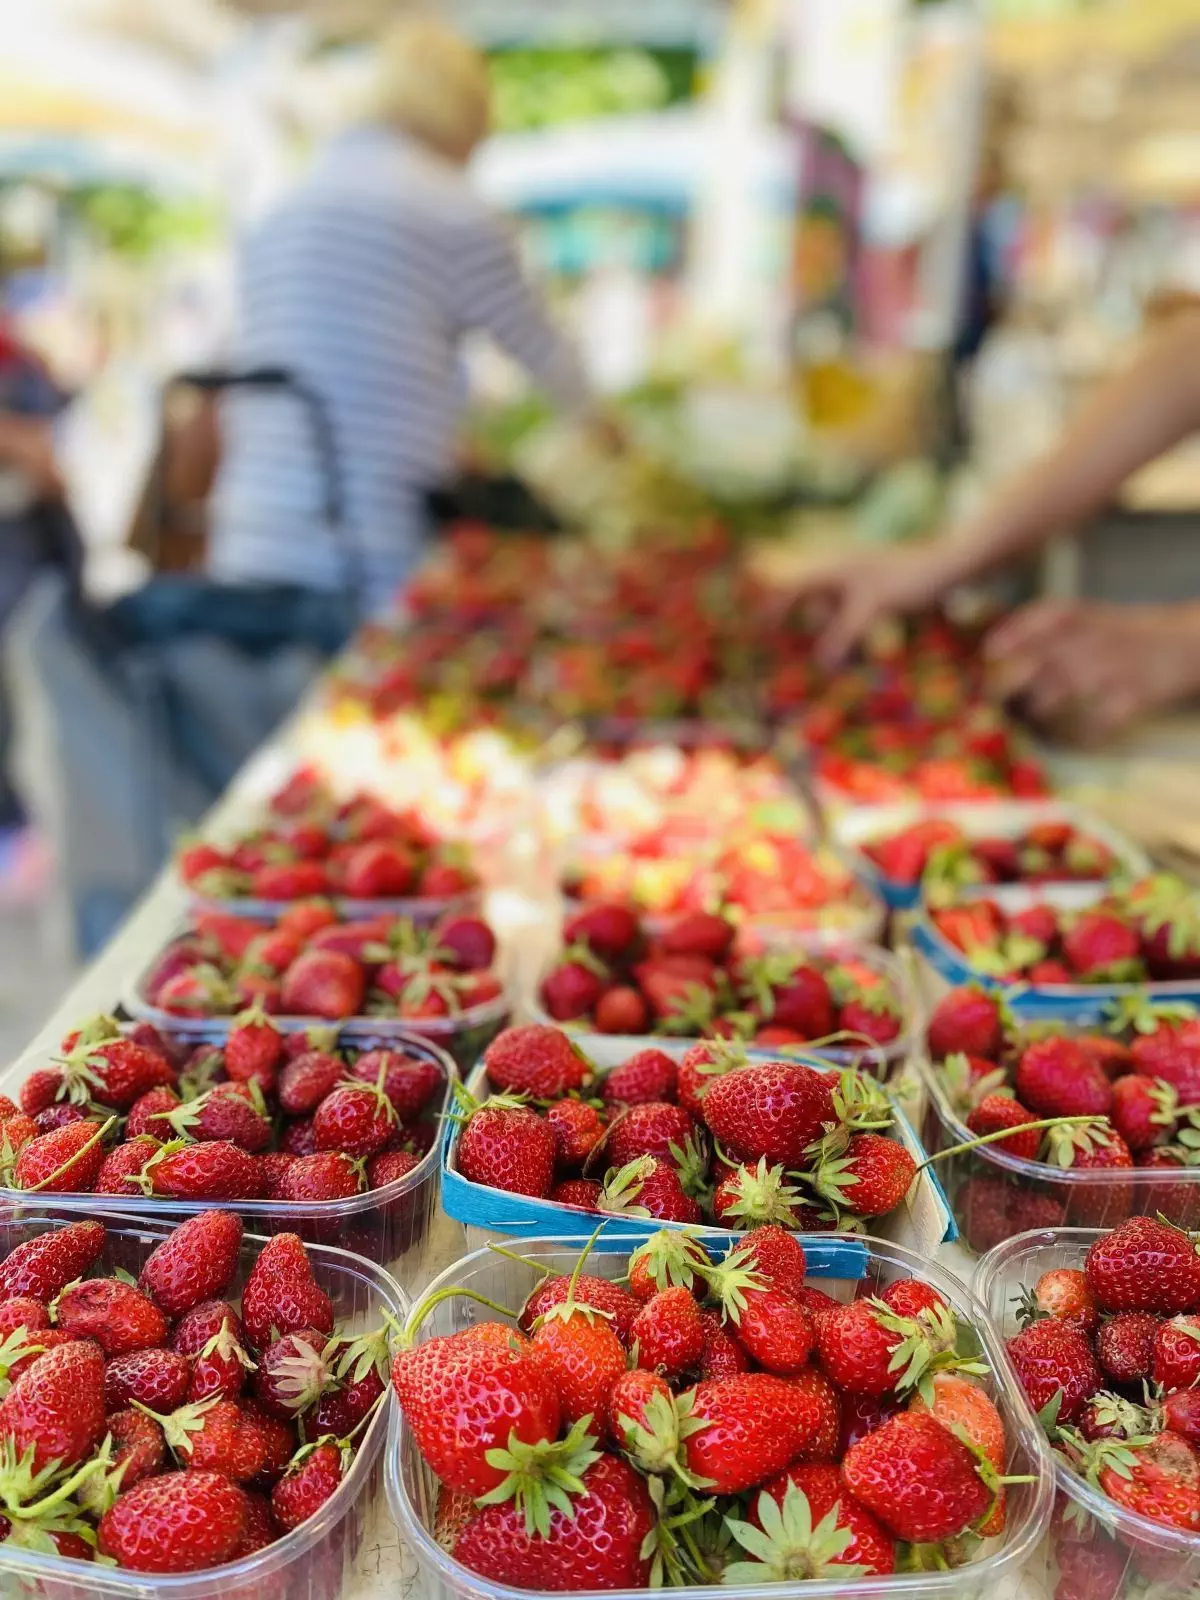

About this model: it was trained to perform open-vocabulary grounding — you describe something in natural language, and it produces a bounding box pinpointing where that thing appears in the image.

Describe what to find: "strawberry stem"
[915,1116,1102,1171]
[5,1449,110,1520]
[398,1284,518,1347]
[485,1241,554,1278]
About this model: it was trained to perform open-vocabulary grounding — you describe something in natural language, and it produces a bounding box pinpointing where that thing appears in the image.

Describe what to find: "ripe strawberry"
[80,1407,166,1515]
[254,1328,337,1420]
[391,1328,561,1496]
[1152,1316,1200,1391]
[0,1339,106,1471]
[0,1297,47,1342]
[709,1262,814,1377]
[341,839,416,898]
[347,1049,443,1120]
[1111,1072,1176,1152]
[675,1039,744,1118]
[241,1233,333,1349]
[593,986,650,1034]
[105,1348,190,1412]
[880,1279,947,1320]
[789,1368,842,1464]
[965,1093,1042,1160]
[153,1396,269,1481]
[839,992,902,1047]
[166,1087,273,1153]
[599,1156,701,1224]
[629,1287,704,1378]
[434,915,496,972]
[1163,1388,1200,1444]
[912,1372,1009,1533]
[563,903,640,963]
[807,1132,916,1218]
[224,1010,284,1088]
[841,1410,991,1542]
[532,1299,626,1431]
[0,1218,104,1301]
[547,1100,606,1171]
[1010,902,1060,945]
[683,1372,824,1494]
[312,1078,395,1158]
[696,1309,752,1381]
[760,961,835,1039]
[1076,1033,1134,1079]
[278,1049,343,1115]
[521,1276,640,1346]
[539,946,609,1022]
[1005,1319,1101,1421]
[250,859,331,900]
[739,1225,808,1300]
[367,1148,420,1189]
[138,1209,243,1318]
[660,910,735,962]
[1096,1431,1200,1533]
[189,1314,256,1405]
[277,1150,362,1202]
[32,1104,85,1135]
[737,1463,895,1577]
[603,1049,677,1107]
[605,1102,696,1169]
[97,1470,249,1572]
[453,1452,653,1589]
[280,1117,318,1157]
[1085,1215,1200,1314]
[1021,1267,1098,1334]
[69,1035,178,1111]
[280,949,366,1019]
[271,1439,347,1532]
[551,1179,601,1209]
[712,1160,812,1230]
[701,1062,835,1168]
[456,1097,555,1198]
[483,1025,592,1099]
[1131,1017,1200,1101]
[55,1277,167,1356]
[140,1139,263,1200]
[1016,1036,1113,1119]
[126,1086,182,1140]
[1064,911,1142,979]
[927,986,1007,1061]
[1097,1313,1160,1384]
[234,1490,278,1556]
[178,841,228,883]
[13,1118,111,1193]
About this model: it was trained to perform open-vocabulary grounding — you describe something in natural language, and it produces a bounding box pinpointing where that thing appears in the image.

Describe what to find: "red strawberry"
[483,1025,592,1099]
[1010,903,1060,945]
[1162,1388,1200,1447]
[563,903,640,963]
[531,1296,626,1431]
[254,1328,337,1420]
[280,950,366,1019]
[1029,959,1074,984]
[1022,1267,1098,1334]
[456,1097,555,1198]
[605,1102,696,1169]
[739,1225,808,1300]
[599,1156,701,1224]
[189,1315,256,1404]
[250,860,330,900]
[602,1049,677,1106]
[706,1257,813,1376]
[546,1100,606,1172]
[839,993,902,1047]
[31,1104,84,1135]
[630,1287,704,1377]
[1016,1036,1112,1119]
[0,1339,106,1471]
[966,1094,1041,1160]
[701,1062,834,1168]
[761,962,835,1039]
[97,1470,249,1572]
[67,1035,178,1111]
[12,1118,111,1193]
[162,1087,273,1153]
[278,1049,344,1115]
[627,1229,711,1302]
[682,1373,824,1494]
[520,1276,640,1346]
[790,1368,842,1462]
[807,1131,916,1219]
[540,946,609,1022]
[659,910,735,961]
[840,1410,991,1543]
[152,1397,268,1481]
[55,1277,167,1356]
[1132,1017,1200,1101]
[0,1218,105,1301]
[312,1078,395,1158]
[178,841,229,884]
[241,1233,334,1350]
[348,1049,443,1119]
[740,1462,895,1577]
[80,1408,166,1514]
[271,1439,347,1532]
[1152,1316,1200,1391]
[434,915,496,972]
[341,839,416,898]
[126,1086,182,1140]
[1111,1072,1176,1151]
[224,1010,284,1088]
[697,1309,752,1380]
[1096,1430,1200,1534]
[1005,1319,1101,1421]
[927,987,1006,1061]
[1085,1215,1200,1314]
[1064,911,1142,979]
[368,1148,420,1188]
[1097,1313,1160,1384]
[140,1139,263,1200]
[550,1179,601,1210]
[592,986,650,1035]
[280,1117,318,1157]
[138,1209,243,1317]
[105,1348,191,1412]
[278,1150,364,1202]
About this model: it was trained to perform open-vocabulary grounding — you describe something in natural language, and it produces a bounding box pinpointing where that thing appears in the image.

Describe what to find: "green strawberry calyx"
[596,1156,657,1219]
[616,1385,710,1484]
[868,1299,990,1405]
[0,1434,113,1522]
[639,1476,717,1587]
[1043,1119,1117,1170]
[831,1070,893,1133]
[476,1413,602,1538]
[626,1228,711,1296]
[1103,993,1198,1037]
[724,1482,872,1583]
[332,1325,390,1386]
[667,1131,714,1208]
[714,1157,809,1229]
[940,1053,1008,1115]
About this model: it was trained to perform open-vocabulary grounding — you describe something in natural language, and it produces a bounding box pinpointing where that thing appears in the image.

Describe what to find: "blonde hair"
[366,19,491,160]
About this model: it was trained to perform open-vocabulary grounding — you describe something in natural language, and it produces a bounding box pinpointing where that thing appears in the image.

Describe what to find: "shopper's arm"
[799,314,1200,663]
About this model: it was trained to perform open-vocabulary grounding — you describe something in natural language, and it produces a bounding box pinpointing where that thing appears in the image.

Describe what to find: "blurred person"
[207,17,612,634]
[793,311,1200,742]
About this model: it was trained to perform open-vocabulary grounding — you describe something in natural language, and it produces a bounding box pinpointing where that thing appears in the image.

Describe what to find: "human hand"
[782,540,960,667]
[985,599,1200,742]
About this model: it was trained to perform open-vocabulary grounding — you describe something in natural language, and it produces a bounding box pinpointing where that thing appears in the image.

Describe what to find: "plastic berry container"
[0,1024,457,1271]
[124,923,513,1069]
[975,1226,1200,1598]
[0,1210,403,1600]
[914,1051,1200,1254]
[385,1231,1053,1600]
[528,940,920,1082]
[440,1036,956,1258]
[835,800,1149,912]
[188,885,483,929]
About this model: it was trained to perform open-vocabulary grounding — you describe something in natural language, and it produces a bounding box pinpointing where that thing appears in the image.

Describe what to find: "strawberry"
[790,1368,842,1463]
[520,1276,640,1346]
[271,1438,347,1531]
[278,1049,344,1115]
[1016,1036,1112,1119]
[483,1025,592,1099]
[126,1087,182,1140]
[540,946,609,1022]
[148,1396,268,1481]
[79,1407,166,1515]
[605,1102,696,1169]
[280,1117,318,1157]
[0,1218,104,1301]
[138,1139,263,1200]
[531,1297,626,1431]
[841,1410,991,1543]
[453,1452,653,1590]
[599,1156,700,1224]
[159,1087,273,1153]
[433,915,496,972]
[682,1373,824,1495]
[806,1131,915,1218]
[1163,1388,1200,1445]
[911,1372,1009,1533]
[676,1039,745,1118]
[627,1229,710,1302]
[0,1298,47,1341]
[250,860,330,900]
[312,1078,395,1158]
[701,1062,835,1168]
[178,841,228,884]
[1152,1316,1200,1391]
[546,1100,606,1171]
[712,1160,813,1230]
[738,1225,808,1300]
[839,992,901,1046]
[341,839,416,898]
[927,987,1006,1061]
[347,1049,443,1119]
[1076,1034,1133,1079]
[138,1209,243,1318]
[550,1179,601,1209]
[105,1348,190,1412]
[758,960,835,1039]
[254,1328,337,1420]
[13,1118,111,1193]
[630,1287,704,1378]
[456,1095,555,1198]
[1131,1016,1200,1101]
[592,986,650,1035]
[1097,1313,1160,1384]
[97,1470,249,1572]
[280,950,366,1019]
[368,1148,419,1189]
[967,1094,1041,1160]
[55,1277,167,1356]
[732,1464,895,1578]
[659,910,735,961]
[1005,1319,1101,1422]
[0,1339,106,1471]
[1020,1267,1098,1334]
[1029,959,1075,984]
[32,1104,85,1135]
[234,1490,278,1556]
[64,1035,178,1111]
[241,1233,333,1349]
[1111,1072,1176,1151]
[391,1328,561,1497]
[697,1309,752,1380]
[278,1150,364,1202]
[1010,903,1060,946]
[563,903,640,963]
[602,1049,677,1107]
[1095,1431,1200,1533]
[816,1297,938,1398]
[706,1256,813,1376]
[224,1010,284,1088]
[1085,1215,1200,1314]
[1064,911,1142,980]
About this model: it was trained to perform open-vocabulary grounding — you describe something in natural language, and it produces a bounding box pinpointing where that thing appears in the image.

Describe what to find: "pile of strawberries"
[453,1024,919,1231]
[928,874,1200,986]
[861,816,1118,893]
[0,1011,443,1207]
[538,904,904,1054]
[1004,1215,1200,1584]
[925,986,1200,1248]
[0,1213,385,1573]
[178,788,480,908]
[393,1224,1025,1586]
[140,904,504,1033]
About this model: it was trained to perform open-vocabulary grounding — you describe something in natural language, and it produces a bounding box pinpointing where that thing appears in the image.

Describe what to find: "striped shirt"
[209,125,591,607]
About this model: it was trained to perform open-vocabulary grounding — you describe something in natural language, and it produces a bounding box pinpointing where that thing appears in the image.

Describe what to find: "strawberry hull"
[387,1233,1053,1600]
[0,1212,402,1600]
[441,1038,956,1259]
[0,1025,456,1270]
[976,1226,1200,1598]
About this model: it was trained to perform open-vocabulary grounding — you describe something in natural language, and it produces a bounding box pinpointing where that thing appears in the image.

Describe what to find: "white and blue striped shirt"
[208,125,590,606]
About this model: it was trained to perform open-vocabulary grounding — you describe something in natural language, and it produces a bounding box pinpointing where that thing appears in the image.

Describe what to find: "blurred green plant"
[489,47,694,132]
[68,185,220,260]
